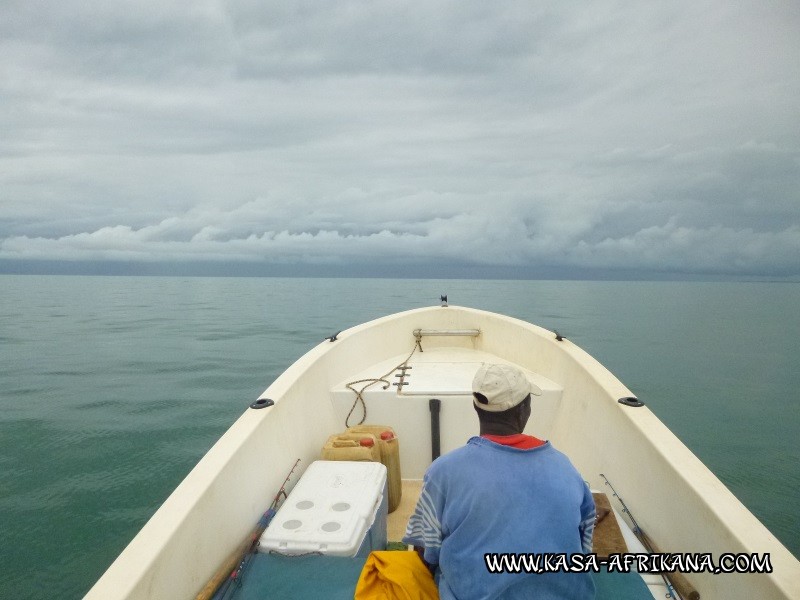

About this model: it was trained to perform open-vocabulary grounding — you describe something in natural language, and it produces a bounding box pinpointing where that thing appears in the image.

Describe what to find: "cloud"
[572,221,800,275]
[3,199,798,276]
[1,0,799,277]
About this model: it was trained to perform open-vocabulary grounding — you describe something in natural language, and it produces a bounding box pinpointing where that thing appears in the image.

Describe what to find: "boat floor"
[387,479,422,541]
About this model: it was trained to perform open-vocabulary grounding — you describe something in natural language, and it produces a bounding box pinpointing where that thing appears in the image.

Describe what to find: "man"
[403,363,596,599]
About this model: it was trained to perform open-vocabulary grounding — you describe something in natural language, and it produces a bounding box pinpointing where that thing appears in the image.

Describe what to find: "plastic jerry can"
[321,432,381,464]
[346,425,401,513]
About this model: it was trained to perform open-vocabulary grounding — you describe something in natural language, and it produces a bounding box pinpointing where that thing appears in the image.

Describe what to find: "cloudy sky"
[2,0,799,278]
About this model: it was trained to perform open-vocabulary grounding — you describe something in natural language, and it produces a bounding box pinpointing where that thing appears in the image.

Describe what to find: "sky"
[1,0,799,279]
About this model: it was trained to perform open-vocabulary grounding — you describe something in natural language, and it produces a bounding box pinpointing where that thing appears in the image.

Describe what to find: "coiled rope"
[344,337,422,427]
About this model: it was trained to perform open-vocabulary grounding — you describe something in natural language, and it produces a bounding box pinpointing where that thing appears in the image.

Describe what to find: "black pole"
[429,398,441,461]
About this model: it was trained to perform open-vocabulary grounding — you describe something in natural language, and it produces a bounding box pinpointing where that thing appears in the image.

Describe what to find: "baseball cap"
[472,363,536,412]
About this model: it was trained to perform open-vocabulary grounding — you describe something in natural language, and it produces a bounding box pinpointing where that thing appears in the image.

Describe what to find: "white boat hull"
[86,305,800,599]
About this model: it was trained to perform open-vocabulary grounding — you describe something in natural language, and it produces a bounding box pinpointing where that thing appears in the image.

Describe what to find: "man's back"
[404,436,595,600]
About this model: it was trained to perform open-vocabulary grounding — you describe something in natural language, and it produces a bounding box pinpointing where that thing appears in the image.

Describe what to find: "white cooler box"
[258,460,388,557]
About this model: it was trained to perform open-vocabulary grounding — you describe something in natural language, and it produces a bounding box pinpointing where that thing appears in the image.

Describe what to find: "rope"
[344,338,421,428]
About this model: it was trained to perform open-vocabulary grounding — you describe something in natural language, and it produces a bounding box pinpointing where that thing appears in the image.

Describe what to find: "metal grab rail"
[413,328,481,337]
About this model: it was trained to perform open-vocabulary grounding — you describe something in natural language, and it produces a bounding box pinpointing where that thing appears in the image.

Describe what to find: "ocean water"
[0,275,798,599]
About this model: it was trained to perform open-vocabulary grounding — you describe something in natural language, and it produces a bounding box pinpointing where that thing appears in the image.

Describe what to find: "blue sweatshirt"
[403,436,595,600]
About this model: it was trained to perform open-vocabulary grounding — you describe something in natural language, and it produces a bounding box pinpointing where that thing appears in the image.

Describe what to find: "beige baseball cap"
[472,363,537,412]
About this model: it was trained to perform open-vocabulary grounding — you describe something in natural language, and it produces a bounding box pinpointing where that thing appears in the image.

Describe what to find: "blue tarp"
[229,553,365,600]
[225,553,653,600]
[592,565,654,599]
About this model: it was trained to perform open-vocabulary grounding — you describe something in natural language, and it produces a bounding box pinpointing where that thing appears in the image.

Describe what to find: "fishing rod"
[599,473,700,600]
[197,458,302,600]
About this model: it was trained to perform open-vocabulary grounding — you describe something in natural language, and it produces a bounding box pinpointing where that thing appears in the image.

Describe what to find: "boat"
[85,302,800,599]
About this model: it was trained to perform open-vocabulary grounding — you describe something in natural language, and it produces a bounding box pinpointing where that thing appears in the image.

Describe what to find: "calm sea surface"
[1,275,798,599]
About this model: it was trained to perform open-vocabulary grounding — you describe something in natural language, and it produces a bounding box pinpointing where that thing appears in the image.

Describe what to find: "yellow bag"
[354,551,439,600]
